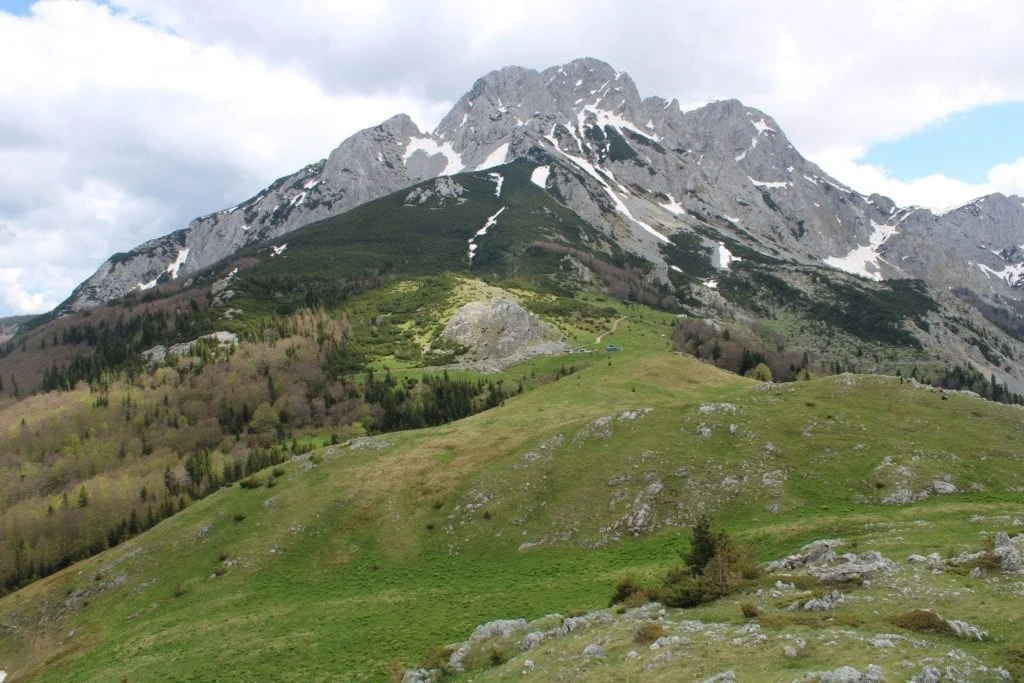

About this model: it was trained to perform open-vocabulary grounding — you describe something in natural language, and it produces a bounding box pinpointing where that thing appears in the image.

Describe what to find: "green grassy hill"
[3,158,1024,682]
[2,316,1023,680]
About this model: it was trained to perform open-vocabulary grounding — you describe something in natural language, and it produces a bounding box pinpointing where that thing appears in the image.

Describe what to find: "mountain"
[0,316,33,346]
[63,57,1024,313]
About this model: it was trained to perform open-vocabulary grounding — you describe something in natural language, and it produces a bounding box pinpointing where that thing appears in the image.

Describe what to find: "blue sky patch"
[862,102,1024,184]
[0,0,34,15]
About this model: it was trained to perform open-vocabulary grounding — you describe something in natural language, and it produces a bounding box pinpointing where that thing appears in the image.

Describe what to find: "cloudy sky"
[1,0,1023,316]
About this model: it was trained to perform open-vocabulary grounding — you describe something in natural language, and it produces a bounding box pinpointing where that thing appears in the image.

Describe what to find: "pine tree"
[682,515,720,576]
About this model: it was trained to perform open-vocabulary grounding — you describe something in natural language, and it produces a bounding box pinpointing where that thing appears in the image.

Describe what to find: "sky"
[0,0,1022,316]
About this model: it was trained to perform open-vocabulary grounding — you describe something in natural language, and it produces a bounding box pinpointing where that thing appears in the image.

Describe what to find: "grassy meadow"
[2,308,1023,680]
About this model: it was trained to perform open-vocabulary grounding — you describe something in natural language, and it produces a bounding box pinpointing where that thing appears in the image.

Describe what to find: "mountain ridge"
[59,57,1024,315]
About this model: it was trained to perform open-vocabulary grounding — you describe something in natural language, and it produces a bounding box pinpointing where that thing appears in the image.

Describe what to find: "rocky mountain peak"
[60,56,1024,316]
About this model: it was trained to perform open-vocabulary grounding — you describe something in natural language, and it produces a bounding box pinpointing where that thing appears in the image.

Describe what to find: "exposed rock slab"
[440,298,567,370]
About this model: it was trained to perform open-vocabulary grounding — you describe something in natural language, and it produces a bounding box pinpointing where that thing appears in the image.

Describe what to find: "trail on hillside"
[596,317,628,344]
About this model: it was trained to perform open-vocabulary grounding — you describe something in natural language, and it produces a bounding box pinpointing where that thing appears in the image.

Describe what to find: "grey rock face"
[802,589,845,611]
[66,114,426,311]
[470,618,528,641]
[440,298,567,369]
[765,539,842,571]
[801,664,884,682]
[810,551,896,583]
[67,56,1024,326]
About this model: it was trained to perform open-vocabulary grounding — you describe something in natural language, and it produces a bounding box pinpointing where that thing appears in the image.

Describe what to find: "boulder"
[802,589,845,611]
[810,551,895,583]
[470,618,527,641]
[800,664,883,682]
[766,539,842,571]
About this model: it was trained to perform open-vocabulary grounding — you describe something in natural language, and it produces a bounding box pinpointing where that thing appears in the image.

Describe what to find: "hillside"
[2,321,1024,680]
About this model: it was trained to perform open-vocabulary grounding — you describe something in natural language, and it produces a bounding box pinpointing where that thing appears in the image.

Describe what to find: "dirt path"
[595,317,628,344]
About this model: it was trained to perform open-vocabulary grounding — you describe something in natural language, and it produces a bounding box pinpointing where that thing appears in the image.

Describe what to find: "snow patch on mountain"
[940,197,983,216]
[735,135,759,162]
[468,207,507,261]
[659,194,686,216]
[272,244,288,257]
[751,117,775,135]
[823,221,898,281]
[714,242,740,270]
[748,177,791,190]
[168,248,189,279]
[544,136,670,244]
[977,261,1024,288]
[477,142,510,171]
[404,137,463,176]
[137,248,190,291]
[489,172,504,198]
[530,165,551,189]
[587,107,662,142]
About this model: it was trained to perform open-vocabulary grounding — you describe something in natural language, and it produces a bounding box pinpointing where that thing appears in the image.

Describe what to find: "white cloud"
[0,1,450,316]
[103,0,1024,155]
[3,0,1024,314]
[811,147,995,210]
[811,148,1024,212]
[988,157,1024,197]
[0,267,64,314]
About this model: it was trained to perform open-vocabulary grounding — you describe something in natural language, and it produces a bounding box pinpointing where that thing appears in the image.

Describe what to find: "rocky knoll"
[439,298,567,371]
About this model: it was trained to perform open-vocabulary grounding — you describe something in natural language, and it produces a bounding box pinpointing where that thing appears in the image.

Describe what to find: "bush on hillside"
[610,516,757,610]
[890,609,957,637]
[634,622,667,644]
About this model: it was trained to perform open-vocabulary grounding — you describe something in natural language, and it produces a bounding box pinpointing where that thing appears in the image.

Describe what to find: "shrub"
[272,466,285,477]
[386,659,405,683]
[681,515,720,576]
[233,513,246,522]
[420,643,451,670]
[1004,644,1024,679]
[488,643,509,665]
[740,602,763,619]
[609,576,643,606]
[173,582,186,597]
[890,609,956,637]
[624,586,662,608]
[634,622,667,644]
[660,573,724,608]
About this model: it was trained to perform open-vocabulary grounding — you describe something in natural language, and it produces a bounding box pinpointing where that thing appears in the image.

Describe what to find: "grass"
[3,332,1024,680]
